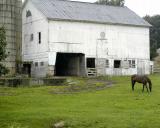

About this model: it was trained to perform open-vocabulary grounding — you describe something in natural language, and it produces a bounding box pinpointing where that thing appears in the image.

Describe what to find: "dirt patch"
[50,77,115,94]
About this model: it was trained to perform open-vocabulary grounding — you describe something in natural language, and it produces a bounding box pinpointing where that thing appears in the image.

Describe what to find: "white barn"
[22,0,151,77]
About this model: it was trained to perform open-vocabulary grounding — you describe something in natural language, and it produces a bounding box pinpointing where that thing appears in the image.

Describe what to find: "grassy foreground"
[0,75,160,128]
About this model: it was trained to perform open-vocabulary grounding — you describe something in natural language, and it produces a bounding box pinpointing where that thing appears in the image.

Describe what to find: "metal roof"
[30,0,151,27]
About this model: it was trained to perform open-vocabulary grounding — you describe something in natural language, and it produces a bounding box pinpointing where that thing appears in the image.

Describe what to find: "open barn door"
[55,53,85,76]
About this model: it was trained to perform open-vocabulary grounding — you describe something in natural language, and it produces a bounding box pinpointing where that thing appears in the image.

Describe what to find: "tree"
[143,15,160,60]
[95,0,125,6]
[0,27,9,76]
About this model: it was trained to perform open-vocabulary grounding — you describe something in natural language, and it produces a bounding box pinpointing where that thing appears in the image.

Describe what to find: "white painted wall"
[48,21,149,58]
[48,20,150,75]
[22,1,49,77]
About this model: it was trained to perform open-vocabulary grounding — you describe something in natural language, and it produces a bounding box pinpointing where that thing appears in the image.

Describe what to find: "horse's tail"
[147,78,152,92]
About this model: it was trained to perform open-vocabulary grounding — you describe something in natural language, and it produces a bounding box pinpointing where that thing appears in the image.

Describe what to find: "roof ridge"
[50,0,126,8]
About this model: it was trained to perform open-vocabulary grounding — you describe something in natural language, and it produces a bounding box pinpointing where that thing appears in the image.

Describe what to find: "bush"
[0,64,9,77]
[0,27,9,76]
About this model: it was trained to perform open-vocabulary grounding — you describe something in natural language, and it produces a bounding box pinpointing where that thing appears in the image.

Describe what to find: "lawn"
[0,75,160,128]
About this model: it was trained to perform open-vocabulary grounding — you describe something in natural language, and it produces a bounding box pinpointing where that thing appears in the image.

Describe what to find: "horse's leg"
[132,81,135,91]
[148,82,152,92]
[142,84,144,92]
[145,84,149,93]
[149,84,152,92]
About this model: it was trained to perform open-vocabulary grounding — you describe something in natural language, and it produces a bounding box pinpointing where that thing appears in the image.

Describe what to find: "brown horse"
[131,75,152,92]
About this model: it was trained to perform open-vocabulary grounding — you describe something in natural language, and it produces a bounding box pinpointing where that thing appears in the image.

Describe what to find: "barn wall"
[48,21,149,58]
[22,1,49,77]
[48,20,150,76]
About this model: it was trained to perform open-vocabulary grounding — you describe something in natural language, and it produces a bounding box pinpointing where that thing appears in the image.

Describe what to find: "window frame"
[40,62,44,66]
[114,60,121,68]
[35,62,38,67]
[86,58,95,68]
[128,60,136,68]
[26,10,32,17]
[30,34,34,41]
[106,59,109,68]
[38,32,41,44]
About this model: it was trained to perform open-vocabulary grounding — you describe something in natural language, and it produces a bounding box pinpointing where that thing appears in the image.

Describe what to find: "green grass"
[0,75,160,128]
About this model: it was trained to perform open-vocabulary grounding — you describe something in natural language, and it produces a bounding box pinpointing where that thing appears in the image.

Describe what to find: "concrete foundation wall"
[31,61,48,78]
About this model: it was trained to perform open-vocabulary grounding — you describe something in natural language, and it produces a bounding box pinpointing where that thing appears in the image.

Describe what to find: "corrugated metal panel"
[31,0,151,27]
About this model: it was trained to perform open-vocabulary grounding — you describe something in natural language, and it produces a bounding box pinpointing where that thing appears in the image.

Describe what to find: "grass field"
[0,75,160,128]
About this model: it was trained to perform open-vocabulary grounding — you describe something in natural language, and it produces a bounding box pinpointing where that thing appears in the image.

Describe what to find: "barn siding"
[47,20,150,76]
[22,1,49,77]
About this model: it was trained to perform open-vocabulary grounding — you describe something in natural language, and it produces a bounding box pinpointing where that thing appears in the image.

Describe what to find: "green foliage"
[0,27,7,61]
[144,15,160,60]
[0,64,9,76]
[95,0,125,6]
[0,27,9,76]
[0,75,160,128]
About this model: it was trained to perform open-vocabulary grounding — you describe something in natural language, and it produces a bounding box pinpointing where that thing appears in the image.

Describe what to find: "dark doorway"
[114,60,121,68]
[55,53,85,76]
[22,64,31,77]
[87,58,95,68]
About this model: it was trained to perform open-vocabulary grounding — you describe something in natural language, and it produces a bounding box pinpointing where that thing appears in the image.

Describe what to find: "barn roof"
[28,0,151,27]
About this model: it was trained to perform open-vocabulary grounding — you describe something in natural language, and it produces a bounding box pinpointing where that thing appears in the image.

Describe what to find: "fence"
[87,68,97,77]
[153,67,160,74]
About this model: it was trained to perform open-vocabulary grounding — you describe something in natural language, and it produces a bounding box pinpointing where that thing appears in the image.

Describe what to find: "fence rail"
[87,68,97,77]
[153,67,160,73]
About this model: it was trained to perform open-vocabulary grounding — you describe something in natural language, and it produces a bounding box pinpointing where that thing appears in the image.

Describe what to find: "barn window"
[30,34,34,41]
[35,62,38,67]
[106,59,109,68]
[26,10,32,17]
[40,62,44,66]
[132,60,136,68]
[129,60,136,68]
[38,32,41,44]
[114,60,121,68]
[87,58,95,68]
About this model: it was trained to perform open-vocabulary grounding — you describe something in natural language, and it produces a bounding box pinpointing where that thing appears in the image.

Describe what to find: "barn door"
[137,60,145,75]
[113,60,122,76]
[96,58,106,76]
[55,53,85,76]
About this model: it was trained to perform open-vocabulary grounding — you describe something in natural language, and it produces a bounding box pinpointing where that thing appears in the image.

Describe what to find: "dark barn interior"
[86,58,95,68]
[22,64,31,77]
[55,53,85,76]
